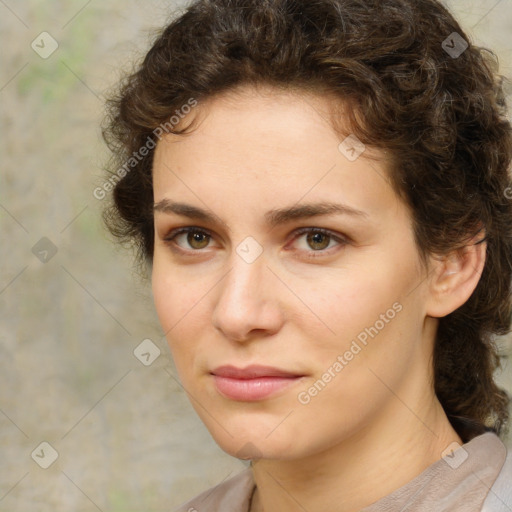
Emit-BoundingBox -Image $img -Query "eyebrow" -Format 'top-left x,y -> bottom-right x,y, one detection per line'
153,199 -> 368,231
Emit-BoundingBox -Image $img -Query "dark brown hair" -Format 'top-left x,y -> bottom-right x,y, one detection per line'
102,0 -> 512,442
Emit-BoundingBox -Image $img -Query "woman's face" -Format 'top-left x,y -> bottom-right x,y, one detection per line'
152,86 -> 433,460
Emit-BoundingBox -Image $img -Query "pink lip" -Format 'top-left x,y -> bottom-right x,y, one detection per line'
211,365 -> 305,401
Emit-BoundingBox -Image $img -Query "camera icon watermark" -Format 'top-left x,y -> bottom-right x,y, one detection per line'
32,237 -> 58,263
31,32 -> 59,59
134,338 -> 161,366
504,187 -> 512,200
31,441 -> 59,469
442,32 -> 468,59
338,134 -> 366,162
236,236 -> 263,264
441,441 -> 468,469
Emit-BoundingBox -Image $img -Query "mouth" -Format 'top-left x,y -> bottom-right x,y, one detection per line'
210,365 -> 306,401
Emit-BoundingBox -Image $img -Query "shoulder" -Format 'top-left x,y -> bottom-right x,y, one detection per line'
481,443 -> 512,511
173,468 -> 255,512
362,432 -> 508,511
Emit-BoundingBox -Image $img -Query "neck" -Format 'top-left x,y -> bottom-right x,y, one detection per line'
250,391 -> 461,512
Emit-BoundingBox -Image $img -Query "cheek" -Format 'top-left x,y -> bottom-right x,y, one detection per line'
152,270 -> 179,334
295,266 -> 402,343
295,253 -> 421,383
152,275 -> 205,387
151,260 -> 204,347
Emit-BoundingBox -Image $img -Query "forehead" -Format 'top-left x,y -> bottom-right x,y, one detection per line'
161,85 -> 344,162
152,85 -> 402,225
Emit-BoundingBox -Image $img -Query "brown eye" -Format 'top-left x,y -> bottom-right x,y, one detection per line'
290,227 -> 349,258
187,230 -> 210,249
306,231 -> 331,251
164,227 -> 213,251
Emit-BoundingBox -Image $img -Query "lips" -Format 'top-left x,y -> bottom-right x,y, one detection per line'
212,365 -> 302,379
211,365 -> 305,401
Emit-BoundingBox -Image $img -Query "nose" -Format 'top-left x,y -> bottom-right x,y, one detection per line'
211,251 -> 284,343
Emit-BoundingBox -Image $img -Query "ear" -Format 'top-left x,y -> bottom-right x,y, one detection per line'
425,233 -> 486,318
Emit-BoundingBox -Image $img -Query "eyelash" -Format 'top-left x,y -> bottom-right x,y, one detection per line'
162,226 -> 349,259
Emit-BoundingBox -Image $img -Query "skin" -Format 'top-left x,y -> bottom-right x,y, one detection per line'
151,84 -> 486,512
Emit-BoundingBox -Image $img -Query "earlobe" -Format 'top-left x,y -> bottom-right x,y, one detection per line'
425,235 -> 486,318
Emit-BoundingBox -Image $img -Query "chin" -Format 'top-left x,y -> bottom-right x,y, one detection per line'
205,421 -> 301,461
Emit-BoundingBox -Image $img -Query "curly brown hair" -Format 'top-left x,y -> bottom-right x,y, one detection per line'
102,0 -> 512,442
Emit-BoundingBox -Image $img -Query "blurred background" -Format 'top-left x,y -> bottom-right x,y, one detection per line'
0,1 -> 511,510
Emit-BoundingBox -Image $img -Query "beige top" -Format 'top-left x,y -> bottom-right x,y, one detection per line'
175,432 -> 509,511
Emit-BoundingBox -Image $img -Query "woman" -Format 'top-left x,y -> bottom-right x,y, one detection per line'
102,0 -> 512,510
